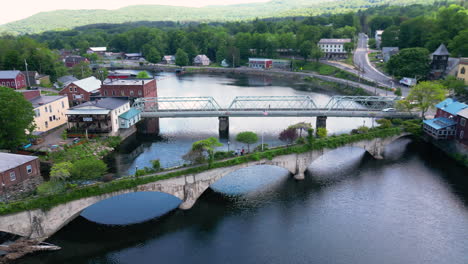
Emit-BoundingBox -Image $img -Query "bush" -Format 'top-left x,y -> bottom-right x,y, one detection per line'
376,119 -> 392,129
50,162 -> 73,181
253,144 -> 269,152
316,127 -> 328,138
151,159 -> 161,171
70,158 -> 107,180
61,130 -> 68,140
357,126 -> 369,133
105,136 -> 121,148
296,137 -> 306,144
37,181 -> 65,195
214,151 -> 235,160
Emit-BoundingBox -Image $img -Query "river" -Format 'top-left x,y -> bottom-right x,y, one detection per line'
19,73 -> 468,264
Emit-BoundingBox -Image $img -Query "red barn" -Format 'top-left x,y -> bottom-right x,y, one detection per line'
0,70 -> 27,89
100,78 -> 157,99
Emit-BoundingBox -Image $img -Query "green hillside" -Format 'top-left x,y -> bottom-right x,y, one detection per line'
0,0 -> 438,34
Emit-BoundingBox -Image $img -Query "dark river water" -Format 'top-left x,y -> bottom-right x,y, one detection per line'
20,73 -> 468,264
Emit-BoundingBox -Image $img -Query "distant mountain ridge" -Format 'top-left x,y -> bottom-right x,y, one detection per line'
0,0 -> 436,34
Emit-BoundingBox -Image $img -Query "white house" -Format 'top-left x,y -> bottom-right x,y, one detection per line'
193,55 -> 211,66
318,39 -> 352,59
375,30 -> 384,49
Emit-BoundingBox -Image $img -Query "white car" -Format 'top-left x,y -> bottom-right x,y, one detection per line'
382,108 -> 396,112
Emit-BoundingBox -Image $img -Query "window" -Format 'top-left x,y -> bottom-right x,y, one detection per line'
130,90 -> 134,96
104,91 -> 108,96
45,106 -> 48,112
49,116 -> 53,121
462,67 -> 466,74
62,101 -> 65,108
461,118 -> 466,127
49,105 -> 52,112
74,87 -> 77,92
112,90 -> 115,96
35,109 -> 40,117
53,115 -> 56,120
26,165 -> 32,174
69,87 -> 73,92
121,120 -> 126,126
45,121 -> 48,128
10,172 -> 16,181
121,90 -> 125,96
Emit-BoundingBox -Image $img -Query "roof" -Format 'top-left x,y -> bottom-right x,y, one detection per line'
72,98 -> 128,111
119,108 -> 141,120
382,47 -> 399,53
423,117 -> 457,130
70,76 -> 101,92
0,153 -> 38,173
249,58 -> 272,61
318,38 -> 352,44
375,30 -> 384,35
66,109 -> 110,115
57,75 -> 78,84
458,108 -> 468,119
125,53 -> 142,57
102,78 -> 154,86
21,71 -> 38,77
194,55 -> 210,61
432,44 -> 450,56
88,47 -> 107,52
29,96 -> 66,108
163,55 -> 175,60
436,98 -> 468,115
0,70 -> 22,79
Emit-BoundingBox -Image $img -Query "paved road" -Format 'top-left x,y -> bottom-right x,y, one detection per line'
353,33 -> 410,96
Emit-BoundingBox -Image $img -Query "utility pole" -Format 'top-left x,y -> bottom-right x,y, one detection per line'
24,59 -> 31,88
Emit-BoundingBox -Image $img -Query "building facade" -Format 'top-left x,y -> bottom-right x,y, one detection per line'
193,55 -> 211,66
382,47 -> 399,62
318,39 -> 352,59
457,58 -> 468,85
100,79 -> 157,100
375,30 -> 384,49
64,56 -> 89,68
248,58 -> 272,69
430,44 -> 450,80
59,76 -> 102,106
0,71 -> 27,89
424,98 -> 468,143
456,109 -> 468,145
0,153 -> 40,190
162,55 -> 176,64
66,98 -> 131,136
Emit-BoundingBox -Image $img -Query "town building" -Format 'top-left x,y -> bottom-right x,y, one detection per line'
375,30 -> 384,49
193,55 -> 211,66
317,39 -> 352,59
100,78 -> 157,100
430,44 -> 450,80
21,71 -> 50,87
124,53 -> 144,60
59,76 -> 101,106
456,58 -> 468,85
0,153 -> 40,190
162,55 -> 176,64
66,98 -> 134,136
64,55 -> 89,68
423,98 -> 468,141
87,47 -> 107,55
0,70 -> 27,89
107,71 -> 134,80
272,59 -> 291,70
54,75 -> 78,89
119,108 -> 141,129
248,58 -> 272,69
456,108 -> 468,145
17,90 -> 69,134
382,47 -> 399,62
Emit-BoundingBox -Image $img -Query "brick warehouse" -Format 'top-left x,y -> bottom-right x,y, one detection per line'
100,78 -> 157,100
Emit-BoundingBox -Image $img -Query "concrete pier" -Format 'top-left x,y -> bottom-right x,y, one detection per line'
219,116 -> 229,139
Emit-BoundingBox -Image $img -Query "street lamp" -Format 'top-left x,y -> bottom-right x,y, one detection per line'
227,141 -> 230,152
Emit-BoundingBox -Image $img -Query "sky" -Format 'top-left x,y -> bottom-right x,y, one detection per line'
1,0 -> 271,25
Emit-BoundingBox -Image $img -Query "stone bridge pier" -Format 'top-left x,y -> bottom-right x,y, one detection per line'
0,133 -> 408,241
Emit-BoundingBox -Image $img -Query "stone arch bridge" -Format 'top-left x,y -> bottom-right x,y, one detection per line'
0,133 -> 409,241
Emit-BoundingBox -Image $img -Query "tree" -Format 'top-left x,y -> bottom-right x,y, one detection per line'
405,81 -> 447,119
381,25 -> 400,47
0,86 -> 35,151
279,128 -> 298,145
386,48 -> 430,79
449,29 -> 468,57
136,71 -> 150,78
175,48 -> 188,66
288,122 -> 312,137
94,67 -> 108,82
310,45 -> 324,62
442,75 -> 467,96
71,61 -> 92,79
70,158 -> 107,180
316,127 -> 328,138
183,137 -> 222,164
236,131 -> 258,152
376,119 -> 392,129
299,41 -> 313,61
50,162 -> 73,181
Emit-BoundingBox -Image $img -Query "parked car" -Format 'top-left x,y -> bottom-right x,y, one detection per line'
382,108 -> 396,112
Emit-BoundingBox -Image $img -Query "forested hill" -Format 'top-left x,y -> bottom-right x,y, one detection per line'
0,0 -> 439,34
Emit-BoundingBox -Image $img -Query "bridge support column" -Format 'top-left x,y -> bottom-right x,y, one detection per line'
219,116 -> 229,139
137,118 -> 160,135
316,116 -> 327,135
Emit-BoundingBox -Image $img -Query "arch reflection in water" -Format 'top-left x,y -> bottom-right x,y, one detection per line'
210,165 -> 290,196
81,192 -> 181,225
308,146 -> 368,183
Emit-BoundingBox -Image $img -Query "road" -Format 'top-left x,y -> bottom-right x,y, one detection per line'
353,33 -> 409,96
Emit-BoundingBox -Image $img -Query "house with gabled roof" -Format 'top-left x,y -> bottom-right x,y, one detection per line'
423,98 -> 468,140
193,55 -> 211,66
0,70 -> 27,89
59,76 -> 101,106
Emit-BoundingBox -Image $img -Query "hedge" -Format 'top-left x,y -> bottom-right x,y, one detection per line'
0,127 -> 403,215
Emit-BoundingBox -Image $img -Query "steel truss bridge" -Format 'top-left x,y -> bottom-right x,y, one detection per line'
132,96 -> 416,118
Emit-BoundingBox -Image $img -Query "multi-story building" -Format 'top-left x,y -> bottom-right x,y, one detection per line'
423,98 -> 468,142
100,78 -> 157,100
430,44 -> 450,80
375,30 -> 384,49
59,76 -> 101,106
456,58 -> 468,85
17,90 -> 69,134
0,70 -> 27,89
66,98 -> 139,137
317,39 -> 352,59
456,108 -> 468,145
0,153 -> 40,190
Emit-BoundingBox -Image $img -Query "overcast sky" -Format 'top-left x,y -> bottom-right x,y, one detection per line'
1,0 -> 270,25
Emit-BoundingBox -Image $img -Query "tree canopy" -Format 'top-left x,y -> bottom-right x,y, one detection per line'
0,86 -> 35,151
386,48 -> 430,79
236,131 -> 258,152
397,81 -> 447,119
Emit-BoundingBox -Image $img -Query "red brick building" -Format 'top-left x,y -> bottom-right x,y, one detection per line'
0,153 -> 40,190
456,109 -> 468,145
0,70 -> 27,89
59,76 -> 101,106
64,56 -> 89,68
100,78 -> 157,99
